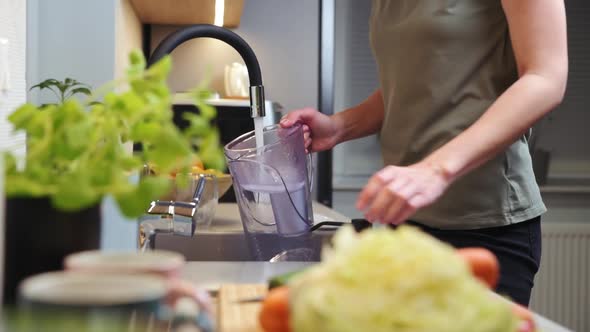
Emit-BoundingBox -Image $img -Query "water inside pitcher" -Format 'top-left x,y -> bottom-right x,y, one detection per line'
224,124 -> 314,238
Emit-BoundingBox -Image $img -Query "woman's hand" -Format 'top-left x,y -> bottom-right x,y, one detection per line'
356,162 -> 453,224
280,108 -> 342,153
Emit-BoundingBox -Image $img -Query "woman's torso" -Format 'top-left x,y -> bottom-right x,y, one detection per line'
369,0 -> 545,229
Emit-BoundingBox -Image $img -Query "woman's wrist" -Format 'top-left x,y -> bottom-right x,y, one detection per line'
330,112 -> 348,146
330,105 -> 378,144
419,156 -> 457,184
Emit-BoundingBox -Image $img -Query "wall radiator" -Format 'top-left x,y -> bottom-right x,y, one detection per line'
530,222 -> 590,332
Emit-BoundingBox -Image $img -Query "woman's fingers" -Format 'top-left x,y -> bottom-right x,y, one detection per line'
382,202 -> 414,225
376,182 -> 418,224
358,163 -> 452,224
385,194 -> 427,224
381,187 -> 419,224
303,131 -> 310,141
303,131 -> 312,153
365,178 -> 411,222
280,107 -> 318,128
283,117 -> 313,153
377,197 -> 405,224
364,188 -> 394,222
357,166 -> 398,210
395,206 -> 417,225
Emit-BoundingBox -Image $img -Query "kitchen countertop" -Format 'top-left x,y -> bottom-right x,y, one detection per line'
166,203 -> 573,331
181,261 -> 573,332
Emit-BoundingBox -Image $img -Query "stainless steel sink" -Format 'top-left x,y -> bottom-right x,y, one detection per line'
152,230 -> 337,262
141,202 -> 351,261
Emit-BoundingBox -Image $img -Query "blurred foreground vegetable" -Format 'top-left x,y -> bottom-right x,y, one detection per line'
260,226 -> 530,332
456,247 -> 500,289
259,286 -> 291,332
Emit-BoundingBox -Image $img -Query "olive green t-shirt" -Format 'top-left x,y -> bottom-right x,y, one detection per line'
369,0 -> 546,229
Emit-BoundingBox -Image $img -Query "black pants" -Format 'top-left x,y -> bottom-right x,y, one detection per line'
403,217 -> 542,307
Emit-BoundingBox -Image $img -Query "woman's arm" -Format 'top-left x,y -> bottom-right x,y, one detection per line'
280,89 -> 384,152
358,0 -> 568,224
333,89 -> 385,142
424,0 -> 568,181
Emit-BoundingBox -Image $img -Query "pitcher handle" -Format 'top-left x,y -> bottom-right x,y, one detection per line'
306,153 -> 314,193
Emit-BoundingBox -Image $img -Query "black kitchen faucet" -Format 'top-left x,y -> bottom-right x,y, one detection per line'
148,24 -> 266,118
138,25 -> 267,247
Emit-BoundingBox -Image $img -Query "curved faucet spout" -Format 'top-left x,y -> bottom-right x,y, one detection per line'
148,24 -> 265,117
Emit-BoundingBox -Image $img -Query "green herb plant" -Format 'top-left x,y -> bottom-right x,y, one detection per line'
4,50 -> 225,217
30,78 -> 92,105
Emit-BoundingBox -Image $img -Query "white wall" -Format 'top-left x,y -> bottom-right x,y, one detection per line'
151,0 -> 320,111
0,0 -> 27,305
0,0 -> 27,155
29,0 -> 116,106
100,0 -> 144,251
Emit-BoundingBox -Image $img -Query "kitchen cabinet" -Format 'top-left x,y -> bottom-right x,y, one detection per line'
130,0 -> 244,27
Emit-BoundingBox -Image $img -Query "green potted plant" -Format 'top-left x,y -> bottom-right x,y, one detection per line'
2,50 -> 224,304
29,77 -> 93,105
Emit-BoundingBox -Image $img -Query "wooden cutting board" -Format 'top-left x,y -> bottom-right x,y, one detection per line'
217,284 -> 268,332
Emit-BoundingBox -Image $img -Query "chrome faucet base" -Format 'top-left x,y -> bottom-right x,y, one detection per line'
138,174 -> 212,251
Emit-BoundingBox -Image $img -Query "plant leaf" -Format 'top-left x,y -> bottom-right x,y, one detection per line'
7,103 -> 37,129
196,101 -> 217,121
5,174 -> 49,197
70,87 -> 92,96
3,152 -> 18,174
130,122 -> 160,141
30,78 -> 60,91
146,56 -> 172,81
52,173 -> 100,211
183,113 -> 211,136
114,176 -> 170,217
127,50 -> 146,79
144,127 -> 192,172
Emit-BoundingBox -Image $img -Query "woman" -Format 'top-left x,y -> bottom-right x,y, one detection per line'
280,0 -> 567,307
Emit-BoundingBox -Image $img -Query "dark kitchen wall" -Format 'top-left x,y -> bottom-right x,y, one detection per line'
533,0 -> 590,178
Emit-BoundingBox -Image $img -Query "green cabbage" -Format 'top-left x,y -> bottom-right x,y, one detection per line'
290,226 -> 518,332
